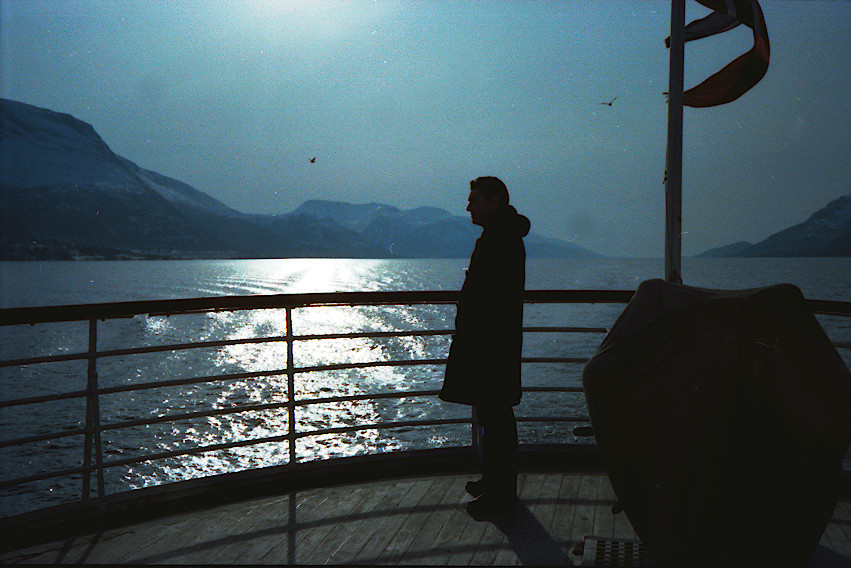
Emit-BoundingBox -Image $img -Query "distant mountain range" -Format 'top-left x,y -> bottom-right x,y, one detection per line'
697,194 -> 851,257
2,98 -> 847,260
0,98 -> 598,260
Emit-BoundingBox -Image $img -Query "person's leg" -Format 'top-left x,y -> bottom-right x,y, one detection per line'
478,404 -> 518,499
467,405 -> 518,518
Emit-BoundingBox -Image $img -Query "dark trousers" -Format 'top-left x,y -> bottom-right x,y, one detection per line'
475,404 -> 518,498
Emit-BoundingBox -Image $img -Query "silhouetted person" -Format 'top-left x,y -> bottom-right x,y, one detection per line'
440,176 -> 530,518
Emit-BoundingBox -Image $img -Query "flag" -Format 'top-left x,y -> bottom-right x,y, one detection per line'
668,0 -> 770,107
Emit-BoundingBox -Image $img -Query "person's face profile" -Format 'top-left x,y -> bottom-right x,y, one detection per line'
467,188 -> 499,227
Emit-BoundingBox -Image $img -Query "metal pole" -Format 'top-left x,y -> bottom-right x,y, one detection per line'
286,307 -> 297,465
82,318 -> 98,505
665,0 -> 685,283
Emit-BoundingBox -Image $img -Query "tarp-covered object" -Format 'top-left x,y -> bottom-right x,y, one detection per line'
583,279 -> 851,567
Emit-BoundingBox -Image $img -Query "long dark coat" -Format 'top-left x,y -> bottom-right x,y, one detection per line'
440,206 -> 529,407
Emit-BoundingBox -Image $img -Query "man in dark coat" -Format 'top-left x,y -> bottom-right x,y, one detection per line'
440,176 -> 530,518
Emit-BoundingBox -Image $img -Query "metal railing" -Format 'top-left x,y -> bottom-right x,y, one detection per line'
1,289 -> 849,519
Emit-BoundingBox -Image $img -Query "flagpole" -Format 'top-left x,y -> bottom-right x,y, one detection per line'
665,0 -> 685,283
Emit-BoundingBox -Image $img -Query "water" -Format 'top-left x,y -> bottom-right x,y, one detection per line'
1,257 -> 849,517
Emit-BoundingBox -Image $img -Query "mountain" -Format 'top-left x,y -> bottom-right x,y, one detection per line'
288,200 -> 601,258
698,194 -> 851,257
0,98 -> 597,260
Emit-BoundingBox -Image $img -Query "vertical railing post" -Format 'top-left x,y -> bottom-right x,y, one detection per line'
471,407 -> 483,461
285,306 -> 297,466
82,318 -> 105,506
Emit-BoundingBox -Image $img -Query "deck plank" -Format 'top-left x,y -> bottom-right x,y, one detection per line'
344,478 -> 426,564
370,477 -> 442,564
1,474 -> 848,566
821,512 -> 851,560
592,476 -> 616,542
466,472 -> 532,566
570,473 -> 601,545
322,478 -> 415,564
442,491 -> 490,566
206,490 -> 310,564
428,477 -> 482,565
208,486 -> 331,564
551,469 -> 583,559
380,476 -> 457,565
292,484 -> 375,565
399,476 -> 467,565
347,478 -> 435,564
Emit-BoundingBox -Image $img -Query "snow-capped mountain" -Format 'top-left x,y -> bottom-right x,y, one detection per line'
0,99 -> 378,259
0,98 -> 597,260
699,194 -> 851,257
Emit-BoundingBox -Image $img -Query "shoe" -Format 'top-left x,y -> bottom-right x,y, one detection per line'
466,494 -> 518,520
465,479 -> 486,498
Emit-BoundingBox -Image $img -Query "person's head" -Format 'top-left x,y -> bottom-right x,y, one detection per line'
467,176 -> 509,227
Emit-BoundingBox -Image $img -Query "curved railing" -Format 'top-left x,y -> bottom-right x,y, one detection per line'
1,290 -> 849,528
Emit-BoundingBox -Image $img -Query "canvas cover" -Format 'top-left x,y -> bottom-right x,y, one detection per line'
583,279 -> 851,567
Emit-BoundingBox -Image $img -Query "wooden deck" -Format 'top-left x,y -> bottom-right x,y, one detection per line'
1,472 -> 849,566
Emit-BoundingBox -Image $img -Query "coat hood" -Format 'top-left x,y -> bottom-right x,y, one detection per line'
486,205 -> 530,238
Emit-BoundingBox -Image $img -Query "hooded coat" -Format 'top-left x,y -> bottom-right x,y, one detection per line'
440,205 -> 530,407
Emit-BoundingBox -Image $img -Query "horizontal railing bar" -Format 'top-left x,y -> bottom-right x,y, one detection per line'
808,299 -> 851,316
2,387 -> 587,451
0,389 -> 88,409
0,289 -> 637,326
99,433 -> 293,470
0,291 -> 458,326
0,326 -> 596,369
101,390 -> 446,432
0,415 -> 588,487
0,465 -> 86,489
293,358 -> 446,374
0,427 -> 85,449
97,368 -> 289,396
95,335 -> 289,359
0,351 -> 89,368
291,356 -> 588,375
517,416 -> 591,423
0,325 -> 592,370
292,418 -> 472,440
523,326 -> 609,333
100,418 -> 473,470
99,401 -> 291,432
294,389 -> 440,407
523,357 -> 589,364
294,329 -> 454,341
239,386 -> 585,409
2,290 -> 847,329
522,386 -> 586,393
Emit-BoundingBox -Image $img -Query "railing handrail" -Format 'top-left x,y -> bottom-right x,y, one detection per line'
0,289 -> 638,326
3,289 -> 848,327
1,289 -> 849,521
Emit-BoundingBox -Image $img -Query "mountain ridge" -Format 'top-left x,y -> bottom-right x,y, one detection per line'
698,194 -> 851,257
0,98 -> 598,260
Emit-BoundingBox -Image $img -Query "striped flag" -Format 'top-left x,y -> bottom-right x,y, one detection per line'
671,0 -> 770,107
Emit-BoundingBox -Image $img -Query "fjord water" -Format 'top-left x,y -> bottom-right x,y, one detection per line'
1,257 -> 849,517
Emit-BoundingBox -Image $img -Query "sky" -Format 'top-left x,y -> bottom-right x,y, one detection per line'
1,0 -> 849,257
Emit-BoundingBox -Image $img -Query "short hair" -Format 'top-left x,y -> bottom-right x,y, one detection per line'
470,176 -> 509,206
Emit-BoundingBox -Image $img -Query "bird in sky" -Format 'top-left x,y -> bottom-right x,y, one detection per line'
601,97 -> 617,106
309,157 -> 316,163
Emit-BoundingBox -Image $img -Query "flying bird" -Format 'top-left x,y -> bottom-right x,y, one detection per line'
309,157 -> 316,163
601,97 -> 617,106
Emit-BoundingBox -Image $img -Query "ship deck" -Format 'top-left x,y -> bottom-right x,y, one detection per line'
1,471 -> 849,566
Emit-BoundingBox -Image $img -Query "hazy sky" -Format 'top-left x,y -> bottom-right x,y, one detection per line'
2,1 -> 849,257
